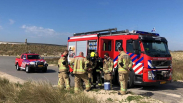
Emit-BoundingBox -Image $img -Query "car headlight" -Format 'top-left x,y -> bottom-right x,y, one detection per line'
30,62 -> 35,65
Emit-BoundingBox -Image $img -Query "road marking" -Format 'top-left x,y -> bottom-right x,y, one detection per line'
155,91 -> 181,98
130,89 -> 182,98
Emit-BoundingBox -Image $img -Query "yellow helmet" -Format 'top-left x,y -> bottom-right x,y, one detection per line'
90,52 -> 95,57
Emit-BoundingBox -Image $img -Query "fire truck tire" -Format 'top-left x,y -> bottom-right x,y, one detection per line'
16,63 -> 20,71
112,68 -> 119,85
25,65 -> 31,73
128,70 -> 135,88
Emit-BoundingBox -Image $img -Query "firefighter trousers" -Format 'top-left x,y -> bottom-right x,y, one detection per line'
119,73 -> 128,94
58,72 -> 70,90
88,72 -> 93,84
74,74 -> 91,93
93,71 -> 102,86
104,73 -> 112,89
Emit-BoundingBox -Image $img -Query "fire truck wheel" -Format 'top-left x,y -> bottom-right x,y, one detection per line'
128,71 -> 135,88
112,68 -> 119,85
16,63 -> 20,71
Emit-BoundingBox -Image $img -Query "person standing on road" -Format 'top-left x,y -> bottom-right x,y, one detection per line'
58,50 -> 70,90
118,47 -> 132,95
103,53 -> 113,89
70,52 -> 91,93
92,52 -> 103,88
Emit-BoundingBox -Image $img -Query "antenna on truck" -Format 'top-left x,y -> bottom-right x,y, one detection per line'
73,28 -> 117,36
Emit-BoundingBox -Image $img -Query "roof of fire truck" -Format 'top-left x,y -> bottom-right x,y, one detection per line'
72,28 -> 160,37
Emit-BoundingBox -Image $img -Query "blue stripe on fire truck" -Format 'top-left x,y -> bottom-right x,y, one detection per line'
113,55 -> 118,62
136,57 -> 144,65
148,60 -> 155,69
113,52 -> 144,74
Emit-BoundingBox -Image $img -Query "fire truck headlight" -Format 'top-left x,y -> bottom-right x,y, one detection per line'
148,71 -> 155,80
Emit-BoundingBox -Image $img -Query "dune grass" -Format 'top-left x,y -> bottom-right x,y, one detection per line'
171,52 -> 183,80
0,44 -> 66,56
0,78 -> 99,103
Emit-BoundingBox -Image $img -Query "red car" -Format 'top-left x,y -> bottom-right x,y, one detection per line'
15,52 -> 48,73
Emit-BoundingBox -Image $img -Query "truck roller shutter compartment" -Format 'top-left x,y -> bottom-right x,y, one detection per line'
76,41 -> 87,57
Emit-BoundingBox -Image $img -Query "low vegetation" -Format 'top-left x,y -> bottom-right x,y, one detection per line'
0,77 -> 98,103
0,44 -> 66,56
171,52 -> 183,80
126,95 -> 143,102
45,57 -> 60,64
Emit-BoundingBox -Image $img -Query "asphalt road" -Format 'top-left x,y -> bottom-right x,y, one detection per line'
0,56 -> 74,86
0,56 -> 183,103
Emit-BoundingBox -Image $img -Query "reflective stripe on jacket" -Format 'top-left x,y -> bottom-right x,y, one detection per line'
58,55 -> 69,72
70,56 -> 87,74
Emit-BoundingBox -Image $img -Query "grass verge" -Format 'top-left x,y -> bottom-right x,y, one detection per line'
0,77 -> 99,103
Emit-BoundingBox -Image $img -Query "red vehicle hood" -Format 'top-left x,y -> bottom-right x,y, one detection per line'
29,59 -> 46,62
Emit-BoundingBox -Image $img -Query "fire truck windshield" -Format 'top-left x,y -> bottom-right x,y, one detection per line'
142,41 -> 170,57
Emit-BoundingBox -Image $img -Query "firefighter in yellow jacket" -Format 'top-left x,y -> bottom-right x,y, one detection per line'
86,52 -> 97,85
70,52 -> 91,93
103,53 -> 113,89
58,50 -> 70,90
118,47 -> 132,95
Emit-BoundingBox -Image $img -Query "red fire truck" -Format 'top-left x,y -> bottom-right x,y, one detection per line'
67,28 -> 172,87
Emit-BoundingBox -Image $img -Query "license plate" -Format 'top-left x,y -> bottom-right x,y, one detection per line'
160,81 -> 166,84
38,65 -> 43,67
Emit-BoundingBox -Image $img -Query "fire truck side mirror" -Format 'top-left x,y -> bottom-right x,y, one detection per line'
133,40 -> 140,54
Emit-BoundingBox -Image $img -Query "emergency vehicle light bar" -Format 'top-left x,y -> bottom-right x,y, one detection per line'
136,31 -> 160,36
73,28 -> 117,36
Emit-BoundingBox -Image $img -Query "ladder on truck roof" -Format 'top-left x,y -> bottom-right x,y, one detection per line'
73,28 -> 132,36
73,28 -> 160,37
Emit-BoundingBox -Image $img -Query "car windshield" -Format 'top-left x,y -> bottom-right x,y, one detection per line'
27,55 -> 41,59
142,41 -> 170,55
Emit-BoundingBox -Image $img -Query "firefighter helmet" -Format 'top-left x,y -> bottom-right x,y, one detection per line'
90,52 -> 95,57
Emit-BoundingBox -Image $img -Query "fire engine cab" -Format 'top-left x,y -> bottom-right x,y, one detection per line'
67,28 -> 172,87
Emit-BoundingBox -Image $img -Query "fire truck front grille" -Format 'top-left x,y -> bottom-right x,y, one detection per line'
154,71 -> 170,80
151,60 -> 171,67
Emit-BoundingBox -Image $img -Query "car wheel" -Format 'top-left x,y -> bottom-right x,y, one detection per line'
32,68 -> 35,73
25,66 -> 31,73
42,67 -> 47,73
16,64 -> 20,71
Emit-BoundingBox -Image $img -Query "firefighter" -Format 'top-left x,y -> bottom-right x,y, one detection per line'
103,53 -> 113,89
58,50 -> 70,90
92,52 -> 103,88
70,52 -> 91,93
117,47 -> 132,95
86,52 -> 97,87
